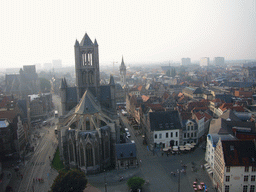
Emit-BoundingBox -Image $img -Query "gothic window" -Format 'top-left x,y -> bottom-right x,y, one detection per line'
88,52 -> 92,66
88,71 -> 94,84
94,144 -> 99,165
86,117 -> 90,130
69,140 -> 74,162
82,52 -> 86,66
80,144 -> 85,166
86,143 -> 93,167
104,136 -> 109,159
82,71 -> 87,84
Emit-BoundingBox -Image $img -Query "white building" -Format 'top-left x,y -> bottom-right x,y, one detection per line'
213,139 -> 256,192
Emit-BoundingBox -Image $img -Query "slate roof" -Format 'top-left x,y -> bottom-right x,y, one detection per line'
149,111 -> 182,131
66,87 -> 77,103
80,33 -> 93,46
115,143 -> 137,160
222,140 -> 256,166
207,134 -> 237,147
220,82 -> 254,88
220,110 -> 241,121
75,90 -> 100,115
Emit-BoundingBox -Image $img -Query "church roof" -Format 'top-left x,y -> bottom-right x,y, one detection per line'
80,33 -> 93,46
75,90 -> 100,115
121,56 -> 125,67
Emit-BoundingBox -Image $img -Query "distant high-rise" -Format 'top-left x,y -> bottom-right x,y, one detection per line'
200,57 -> 209,67
214,57 -> 225,66
181,58 -> 191,66
52,60 -> 62,68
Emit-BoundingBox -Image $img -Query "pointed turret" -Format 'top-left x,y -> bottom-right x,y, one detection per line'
80,33 -> 93,46
121,56 -> 125,67
60,79 -> 65,89
109,75 -> 115,85
75,39 -> 80,47
94,39 -> 98,46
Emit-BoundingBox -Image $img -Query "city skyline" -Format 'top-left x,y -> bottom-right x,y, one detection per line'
1,0 -> 256,68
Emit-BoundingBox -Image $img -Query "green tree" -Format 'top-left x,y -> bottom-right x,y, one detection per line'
50,169 -> 88,192
39,78 -> 51,92
127,176 -> 145,192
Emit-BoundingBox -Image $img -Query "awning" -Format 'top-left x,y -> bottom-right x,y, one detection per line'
163,148 -> 169,151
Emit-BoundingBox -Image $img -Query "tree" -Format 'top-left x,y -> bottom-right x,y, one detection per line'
127,176 -> 145,192
50,169 -> 88,192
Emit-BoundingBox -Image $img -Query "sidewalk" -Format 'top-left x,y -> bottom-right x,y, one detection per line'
0,171 -> 12,192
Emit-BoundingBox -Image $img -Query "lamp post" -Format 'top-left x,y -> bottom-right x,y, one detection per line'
177,169 -> 181,192
104,169 -> 107,192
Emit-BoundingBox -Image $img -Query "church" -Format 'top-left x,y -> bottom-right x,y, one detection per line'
58,33 -> 119,174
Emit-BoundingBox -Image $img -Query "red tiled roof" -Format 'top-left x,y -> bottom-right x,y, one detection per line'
0,110 -> 16,122
141,95 -> 150,102
147,103 -> 165,111
180,112 -> 192,120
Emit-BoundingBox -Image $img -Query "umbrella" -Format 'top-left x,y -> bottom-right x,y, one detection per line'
191,142 -> 196,146
173,146 -> 178,149
173,148 -> 179,151
179,148 -> 185,151
179,145 -> 185,148
190,145 -> 195,148
185,143 -> 191,146
163,148 -> 169,151
185,147 -> 191,151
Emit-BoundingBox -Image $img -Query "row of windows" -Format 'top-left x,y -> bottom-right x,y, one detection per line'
225,185 -> 255,192
226,166 -> 256,173
155,132 -> 178,139
226,175 -> 256,182
184,132 -> 197,138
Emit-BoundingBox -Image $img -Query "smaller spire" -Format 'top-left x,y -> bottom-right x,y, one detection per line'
60,79 -> 65,89
75,39 -> 79,47
121,56 -> 125,67
94,39 -> 98,46
109,75 -> 115,85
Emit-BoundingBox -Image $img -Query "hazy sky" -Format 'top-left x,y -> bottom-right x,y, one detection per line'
1,0 -> 256,68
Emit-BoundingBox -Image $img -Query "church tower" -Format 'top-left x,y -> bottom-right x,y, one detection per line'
74,33 -> 100,101
119,56 -> 126,86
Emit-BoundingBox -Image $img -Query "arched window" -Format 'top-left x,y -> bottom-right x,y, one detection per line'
86,117 -> 90,130
69,140 -> 74,162
86,143 -> 93,167
80,144 -> 85,166
104,136 -> 109,159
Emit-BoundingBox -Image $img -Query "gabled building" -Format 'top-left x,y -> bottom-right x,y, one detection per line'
146,110 -> 182,148
214,140 -> 256,192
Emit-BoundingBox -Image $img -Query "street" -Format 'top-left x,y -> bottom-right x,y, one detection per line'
88,114 -> 215,192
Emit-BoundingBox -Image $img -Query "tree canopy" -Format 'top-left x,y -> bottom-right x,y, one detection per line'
127,176 -> 145,191
50,169 -> 88,192
39,78 -> 51,92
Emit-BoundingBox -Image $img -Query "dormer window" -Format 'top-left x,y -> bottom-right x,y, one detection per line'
120,152 -> 123,157
130,151 -> 133,156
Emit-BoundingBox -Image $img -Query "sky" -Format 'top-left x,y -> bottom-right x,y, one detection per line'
1,0 -> 256,68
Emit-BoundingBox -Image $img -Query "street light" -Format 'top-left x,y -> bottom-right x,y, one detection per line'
104,169 -> 107,192
177,169 -> 180,192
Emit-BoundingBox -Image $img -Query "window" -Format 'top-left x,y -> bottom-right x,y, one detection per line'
171,132 -> 173,137
243,185 -> 248,192
226,176 -> 230,182
225,185 -> 229,192
187,133 -> 190,138
245,166 -> 249,172
252,175 -> 256,182
176,141 -> 178,146
191,126 -> 194,130
191,133 -> 193,137
155,134 -> 157,139
226,166 -> 230,172
250,185 -> 255,192
253,167 -> 256,172
184,133 -> 186,138
244,175 -> 249,182
166,132 -> 169,138
188,126 -> 190,131
159,134 -> 162,139
176,132 -> 178,137
194,132 -> 197,137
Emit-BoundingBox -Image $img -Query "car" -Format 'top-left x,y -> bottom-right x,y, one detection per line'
126,132 -> 131,137
124,128 -> 129,132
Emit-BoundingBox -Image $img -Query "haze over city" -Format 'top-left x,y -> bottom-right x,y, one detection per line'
1,0 -> 256,68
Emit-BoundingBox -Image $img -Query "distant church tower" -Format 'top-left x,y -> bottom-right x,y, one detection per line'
74,33 -> 100,101
119,56 -> 126,86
